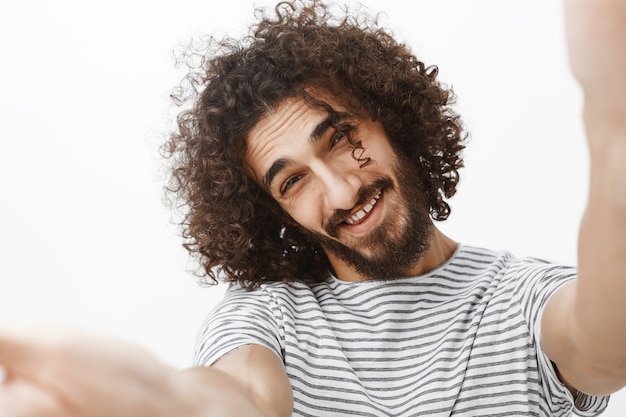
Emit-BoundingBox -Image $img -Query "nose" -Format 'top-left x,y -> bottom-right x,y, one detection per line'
315,163 -> 361,211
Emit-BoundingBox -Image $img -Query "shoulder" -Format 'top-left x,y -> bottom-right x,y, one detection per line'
222,279 -> 325,303
457,244 -> 576,280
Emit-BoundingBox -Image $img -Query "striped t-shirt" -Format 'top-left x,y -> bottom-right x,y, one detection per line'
194,244 -> 609,416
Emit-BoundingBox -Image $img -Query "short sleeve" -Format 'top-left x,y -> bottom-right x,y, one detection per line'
510,258 -> 609,416
193,284 -> 284,367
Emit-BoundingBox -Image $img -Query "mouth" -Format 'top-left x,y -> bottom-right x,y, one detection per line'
343,191 -> 382,225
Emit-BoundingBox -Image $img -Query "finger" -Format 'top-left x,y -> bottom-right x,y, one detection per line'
0,325 -> 46,376
0,375 -> 64,417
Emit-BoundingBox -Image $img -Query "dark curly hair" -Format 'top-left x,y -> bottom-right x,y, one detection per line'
163,0 -> 466,290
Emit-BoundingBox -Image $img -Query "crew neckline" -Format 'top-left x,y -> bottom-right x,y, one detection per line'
326,242 -> 464,286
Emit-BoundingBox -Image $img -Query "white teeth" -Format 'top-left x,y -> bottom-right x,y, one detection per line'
344,191 -> 381,225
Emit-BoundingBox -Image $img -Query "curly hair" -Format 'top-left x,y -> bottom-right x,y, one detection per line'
163,0 -> 466,289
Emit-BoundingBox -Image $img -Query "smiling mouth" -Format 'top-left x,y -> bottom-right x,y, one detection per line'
343,191 -> 382,225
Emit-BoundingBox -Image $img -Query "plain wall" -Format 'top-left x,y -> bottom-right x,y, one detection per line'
1,0 -> 624,414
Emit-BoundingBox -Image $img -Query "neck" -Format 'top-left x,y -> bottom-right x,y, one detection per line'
327,227 -> 458,282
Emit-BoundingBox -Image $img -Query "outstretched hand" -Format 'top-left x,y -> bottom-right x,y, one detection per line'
565,0 -> 626,125
0,325 -> 271,417
0,324 -> 189,417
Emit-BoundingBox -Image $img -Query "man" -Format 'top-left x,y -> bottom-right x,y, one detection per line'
0,0 -> 624,416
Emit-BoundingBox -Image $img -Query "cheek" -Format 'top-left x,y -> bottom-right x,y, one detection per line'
282,196 -> 324,232
370,142 -> 397,166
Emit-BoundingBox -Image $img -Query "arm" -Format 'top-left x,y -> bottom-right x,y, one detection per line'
210,345 -> 294,417
542,0 -> 626,396
0,325 -> 292,417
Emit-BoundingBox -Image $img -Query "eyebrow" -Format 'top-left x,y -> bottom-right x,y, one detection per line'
262,117 -> 334,191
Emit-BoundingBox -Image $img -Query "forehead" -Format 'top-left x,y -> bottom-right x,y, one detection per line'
249,97 -> 325,146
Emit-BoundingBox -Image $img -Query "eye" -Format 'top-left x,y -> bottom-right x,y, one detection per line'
330,126 -> 351,148
280,174 -> 303,195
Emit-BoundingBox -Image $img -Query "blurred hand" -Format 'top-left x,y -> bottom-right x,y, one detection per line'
0,324 -> 270,417
564,0 -> 626,122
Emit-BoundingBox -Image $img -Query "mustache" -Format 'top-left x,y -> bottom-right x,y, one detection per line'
323,177 -> 394,237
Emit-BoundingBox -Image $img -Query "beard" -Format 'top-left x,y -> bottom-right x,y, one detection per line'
301,156 -> 434,281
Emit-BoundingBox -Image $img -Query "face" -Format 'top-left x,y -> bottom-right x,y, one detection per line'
245,95 -> 433,281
